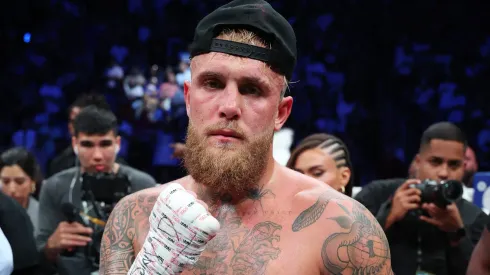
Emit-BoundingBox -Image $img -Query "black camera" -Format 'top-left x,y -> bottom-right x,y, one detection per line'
81,172 -> 131,209
410,179 -> 463,208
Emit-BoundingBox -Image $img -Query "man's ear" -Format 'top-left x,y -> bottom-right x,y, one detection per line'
71,136 -> 78,155
184,80 -> 191,116
115,136 -> 122,154
274,96 -> 293,131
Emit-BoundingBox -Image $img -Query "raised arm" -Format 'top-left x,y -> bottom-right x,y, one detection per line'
99,191 -> 157,275
293,191 -> 394,275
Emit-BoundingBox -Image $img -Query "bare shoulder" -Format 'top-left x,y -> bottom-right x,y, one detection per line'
291,181 -> 394,275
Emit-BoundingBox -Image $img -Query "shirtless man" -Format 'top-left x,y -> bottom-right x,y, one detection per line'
99,0 -> 394,274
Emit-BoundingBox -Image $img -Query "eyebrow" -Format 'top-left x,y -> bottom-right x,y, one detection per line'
80,139 -> 113,145
197,70 -> 272,89
307,165 -> 324,171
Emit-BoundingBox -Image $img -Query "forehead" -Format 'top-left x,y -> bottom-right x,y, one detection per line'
424,139 -> 464,160
1,165 -> 26,176
191,53 -> 283,91
295,148 -> 337,169
77,132 -> 116,142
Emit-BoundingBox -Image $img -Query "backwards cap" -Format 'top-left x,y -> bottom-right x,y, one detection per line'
189,0 -> 297,80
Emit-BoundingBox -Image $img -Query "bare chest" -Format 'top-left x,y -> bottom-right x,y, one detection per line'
134,208 -> 318,275
180,214 -> 315,275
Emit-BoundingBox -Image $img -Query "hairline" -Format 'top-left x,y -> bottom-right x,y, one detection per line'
74,130 -> 119,139
419,138 -> 467,154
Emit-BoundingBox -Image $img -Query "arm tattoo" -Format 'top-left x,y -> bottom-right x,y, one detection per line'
99,194 -> 157,275
321,202 -> 392,274
293,192 -> 393,275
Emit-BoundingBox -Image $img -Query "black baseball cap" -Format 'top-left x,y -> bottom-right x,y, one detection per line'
189,0 -> 297,80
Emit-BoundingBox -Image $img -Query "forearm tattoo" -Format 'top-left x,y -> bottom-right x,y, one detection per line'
99,194 -> 157,275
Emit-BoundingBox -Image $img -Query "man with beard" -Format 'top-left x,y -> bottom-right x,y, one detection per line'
99,1 -> 394,274
463,146 -> 478,187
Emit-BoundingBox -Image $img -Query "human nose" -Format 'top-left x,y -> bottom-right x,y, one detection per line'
92,147 -> 103,161
5,183 -> 17,196
218,85 -> 242,120
437,164 -> 449,181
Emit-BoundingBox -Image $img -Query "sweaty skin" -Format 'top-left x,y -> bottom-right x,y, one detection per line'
100,164 -> 394,275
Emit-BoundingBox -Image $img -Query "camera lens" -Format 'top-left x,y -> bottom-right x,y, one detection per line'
442,180 -> 463,201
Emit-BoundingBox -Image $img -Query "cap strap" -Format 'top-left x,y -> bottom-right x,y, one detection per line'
210,38 -> 271,63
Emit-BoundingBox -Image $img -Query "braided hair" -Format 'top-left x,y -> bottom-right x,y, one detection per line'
286,133 -> 353,197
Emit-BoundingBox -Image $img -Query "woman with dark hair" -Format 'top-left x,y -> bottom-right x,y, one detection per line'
286,133 -> 354,196
0,147 -> 42,233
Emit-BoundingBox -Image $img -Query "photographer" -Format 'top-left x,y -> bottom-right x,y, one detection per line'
355,122 -> 487,275
36,106 -> 156,275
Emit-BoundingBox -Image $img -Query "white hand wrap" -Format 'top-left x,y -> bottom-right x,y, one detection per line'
128,183 -> 220,275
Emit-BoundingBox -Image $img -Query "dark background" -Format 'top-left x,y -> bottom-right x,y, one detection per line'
1,0 -> 489,186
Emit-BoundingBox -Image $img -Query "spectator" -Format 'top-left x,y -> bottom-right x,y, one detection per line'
47,93 -> 126,177
37,106 -> 156,275
286,133 -> 353,196
0,147 -> 42,235
160,66 -> 181,100
123,67 -> 146,100
175,53 -> 191,86
355,122 -> 487,275
463,146 -> 478,187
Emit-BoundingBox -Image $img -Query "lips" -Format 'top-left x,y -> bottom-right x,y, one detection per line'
209,129 -> 243,140
94,165 -> 106,171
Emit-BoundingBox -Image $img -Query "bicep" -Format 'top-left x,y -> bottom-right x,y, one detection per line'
321,200 -> 394,275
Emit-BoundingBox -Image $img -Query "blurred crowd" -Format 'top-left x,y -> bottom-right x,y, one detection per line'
2,0 -> 490,186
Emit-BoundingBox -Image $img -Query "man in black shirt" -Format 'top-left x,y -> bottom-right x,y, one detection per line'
355,122 -> 487,275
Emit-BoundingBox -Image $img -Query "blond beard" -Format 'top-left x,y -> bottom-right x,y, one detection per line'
183,122 -> 273,196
